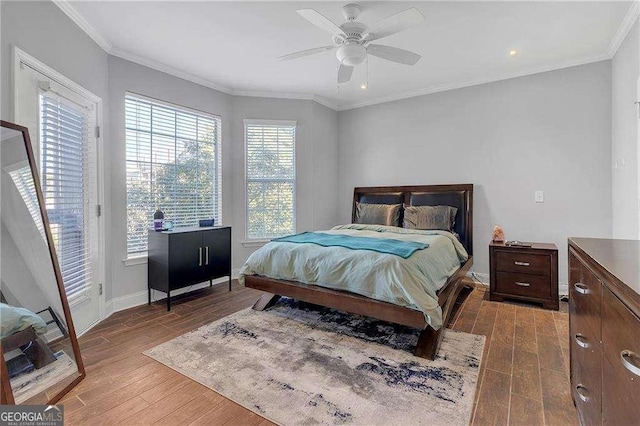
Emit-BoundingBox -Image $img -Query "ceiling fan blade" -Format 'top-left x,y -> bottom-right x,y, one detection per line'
363,8 -> 424,42
367,44 -> 421,66
278,46 -> 337,61
297,9 -> 346,37
337,64 -> 354,84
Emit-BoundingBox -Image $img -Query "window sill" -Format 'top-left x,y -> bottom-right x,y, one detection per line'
123,254 -> 148,267
241,239 -> 270,248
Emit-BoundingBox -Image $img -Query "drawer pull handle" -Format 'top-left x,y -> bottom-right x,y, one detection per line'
515,281 -> 530,287
621,350 -> 640,377
514,261 -> 530,266
199,247 -> 203,267
205,246 -> 209,265
574,283 -> 589,294
575,384 -> 589,403
574,333 -> 589,349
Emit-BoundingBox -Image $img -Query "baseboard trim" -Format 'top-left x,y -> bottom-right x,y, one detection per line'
559,282 -> 568,296
107,268 -> 241,315
43,328 -> 64,344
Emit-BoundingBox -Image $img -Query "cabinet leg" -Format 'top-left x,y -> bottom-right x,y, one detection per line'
228,277 -> 232,292
148,288 -> 151,305
210,279 -> 212,288
167,293 -> 171,311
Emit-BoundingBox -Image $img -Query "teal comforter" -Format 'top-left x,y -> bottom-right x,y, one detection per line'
272,232 -> 428,258
239,224 -> 469,330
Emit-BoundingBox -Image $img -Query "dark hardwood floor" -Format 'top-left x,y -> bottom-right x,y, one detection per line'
57,280 -> 577,425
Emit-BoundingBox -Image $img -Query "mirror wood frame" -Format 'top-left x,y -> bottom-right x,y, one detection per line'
0,120 -> 86,405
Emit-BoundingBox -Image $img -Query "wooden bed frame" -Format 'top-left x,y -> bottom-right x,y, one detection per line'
244,184 -> 474,360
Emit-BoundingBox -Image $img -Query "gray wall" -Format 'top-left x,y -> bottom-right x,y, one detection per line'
312,102 -> 339,231
338,61 -> 613,283
611,19 -> 639,239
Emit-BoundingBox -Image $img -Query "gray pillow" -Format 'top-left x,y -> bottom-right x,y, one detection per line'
355,202 -> 402,227
403,205 -> 458,231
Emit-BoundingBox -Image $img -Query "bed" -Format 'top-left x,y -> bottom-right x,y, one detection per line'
241,184 -> 474,359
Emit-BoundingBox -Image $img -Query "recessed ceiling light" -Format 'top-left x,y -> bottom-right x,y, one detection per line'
360,83 -> 367,90
509,50 -> 518,57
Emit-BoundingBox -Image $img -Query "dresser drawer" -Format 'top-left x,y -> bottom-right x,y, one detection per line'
602,287 -> 640,424
495,250 -> 550,275
494,271 -> 551,299
569,251 -> 602,339
570,323 -> 602,426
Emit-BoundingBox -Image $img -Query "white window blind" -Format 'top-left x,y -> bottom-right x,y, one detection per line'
244,120 -> 296,239
40,92 -> 97,300
125,93 -> 222,254
8,165 -> 46,241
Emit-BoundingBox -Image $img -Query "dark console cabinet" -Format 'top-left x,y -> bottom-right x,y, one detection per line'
148,226 -> 232,310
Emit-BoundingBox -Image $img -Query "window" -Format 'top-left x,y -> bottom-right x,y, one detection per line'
244,119 -> 296,239
125,93 -> 222,254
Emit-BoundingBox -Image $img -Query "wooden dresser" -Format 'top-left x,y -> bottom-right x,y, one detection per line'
568,238 -> 640,425
489,241 -> 559,310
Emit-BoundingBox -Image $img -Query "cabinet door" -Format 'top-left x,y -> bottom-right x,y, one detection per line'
169,231 -> 207,288
202,228 -> 231,279
602,287 -> 640,424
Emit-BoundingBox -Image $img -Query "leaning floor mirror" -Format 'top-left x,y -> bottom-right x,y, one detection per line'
0,121 -> 85,405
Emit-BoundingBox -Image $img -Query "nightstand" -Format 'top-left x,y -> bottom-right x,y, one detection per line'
489,241 -> 559,310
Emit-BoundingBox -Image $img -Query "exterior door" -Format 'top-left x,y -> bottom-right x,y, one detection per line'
15,51 -> 103,335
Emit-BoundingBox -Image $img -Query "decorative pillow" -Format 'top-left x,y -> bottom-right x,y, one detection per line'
403,205 -> 458,231
355,202 -> 402,227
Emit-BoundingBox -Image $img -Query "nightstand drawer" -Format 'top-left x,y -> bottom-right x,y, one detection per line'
495,251 -> 550,275
495,271 -> 552,299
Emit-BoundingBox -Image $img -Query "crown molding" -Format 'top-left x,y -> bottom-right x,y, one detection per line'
607,0 -> 640,58
109,47 -> 234,95
232,90 -> 337,110
337,53 -> 611,111
52,0 -> 112,52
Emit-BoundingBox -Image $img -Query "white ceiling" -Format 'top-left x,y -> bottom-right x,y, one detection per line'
65,1 -> 636,110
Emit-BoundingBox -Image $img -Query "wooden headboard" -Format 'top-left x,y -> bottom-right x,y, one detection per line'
352,184 -> 473,256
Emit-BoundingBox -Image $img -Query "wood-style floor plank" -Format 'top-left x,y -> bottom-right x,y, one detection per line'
56,281 -> 576,425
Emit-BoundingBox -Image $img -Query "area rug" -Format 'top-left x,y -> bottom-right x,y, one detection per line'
145,299 -> 485,425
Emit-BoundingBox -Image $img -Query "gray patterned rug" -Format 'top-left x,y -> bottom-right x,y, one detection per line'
145,299 -> 485,425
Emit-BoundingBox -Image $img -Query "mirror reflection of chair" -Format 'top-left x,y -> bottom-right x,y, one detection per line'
0,120 -> 85,405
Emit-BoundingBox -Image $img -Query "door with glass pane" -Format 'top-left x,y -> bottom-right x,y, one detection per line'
38,91 -> 101,334
15,54 -> 103,335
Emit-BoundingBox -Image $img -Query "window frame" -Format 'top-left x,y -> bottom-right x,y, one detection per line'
124,91 -> 222,256
243,118 -> 297,242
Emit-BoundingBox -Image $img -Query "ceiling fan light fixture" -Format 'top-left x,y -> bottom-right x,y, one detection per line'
336,43 -> 366,66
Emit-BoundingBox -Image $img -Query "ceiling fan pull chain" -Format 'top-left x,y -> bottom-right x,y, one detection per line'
366,54 -> 369,88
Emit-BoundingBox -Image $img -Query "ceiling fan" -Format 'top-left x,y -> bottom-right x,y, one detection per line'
278,3 -> 424,84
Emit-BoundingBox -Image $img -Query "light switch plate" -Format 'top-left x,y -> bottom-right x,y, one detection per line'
535,191 -> 544,203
